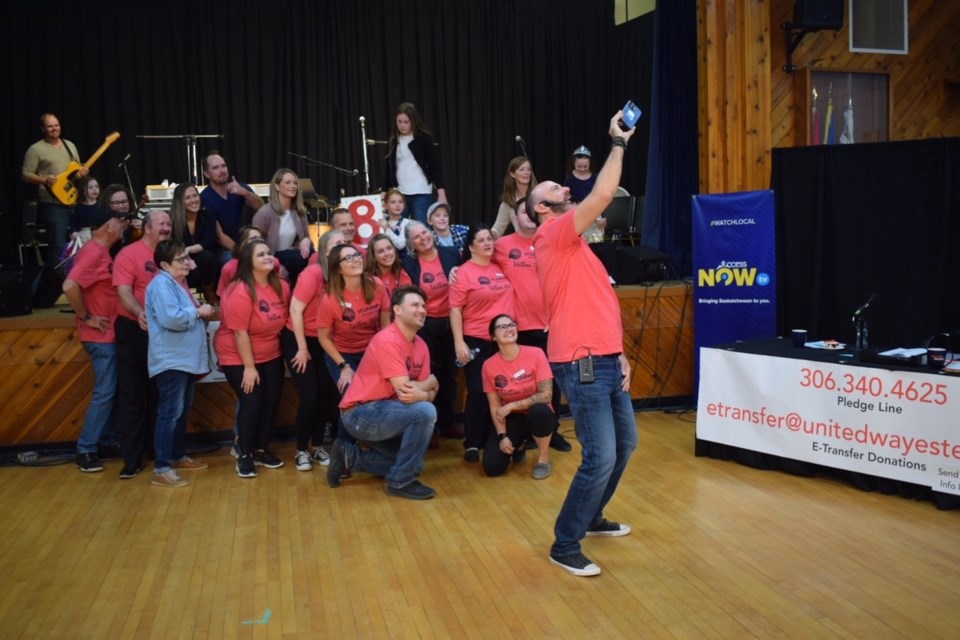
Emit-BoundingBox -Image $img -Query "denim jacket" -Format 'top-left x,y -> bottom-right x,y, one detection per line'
145,270 -> 210,377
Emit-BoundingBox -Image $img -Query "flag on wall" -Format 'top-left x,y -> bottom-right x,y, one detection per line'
811,88 -> 821,145
839,99 -> 855,144
823,96 -> 835,144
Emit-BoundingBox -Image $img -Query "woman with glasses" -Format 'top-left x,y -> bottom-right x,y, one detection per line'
145,239 -> 215,487
170,182 -> 221,304
98,183 -> 142,248
482,314 -> 555,479
215,239 -> 290,478
317,244 -> 390,395
449,224 -> 515,462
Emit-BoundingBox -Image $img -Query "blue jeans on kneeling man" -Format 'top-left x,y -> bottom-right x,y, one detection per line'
340,400 -> 436,489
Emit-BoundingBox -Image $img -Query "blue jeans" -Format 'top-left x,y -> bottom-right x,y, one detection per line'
77,342 -> 118,453
550,355 -> 638,557
153,370 -> 196,472
39,202 -> 71,265
340,400 -> 436,488
403,193 -> 435,226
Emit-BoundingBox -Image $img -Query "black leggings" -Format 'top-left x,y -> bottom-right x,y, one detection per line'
482,403 -> 554,477
223,357 -> 284,454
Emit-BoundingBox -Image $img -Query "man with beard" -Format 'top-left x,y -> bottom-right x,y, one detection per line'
200,152 -> 264,263
528,111 -> 638,577
327,286 -> 439,500
112,210 -> 174,478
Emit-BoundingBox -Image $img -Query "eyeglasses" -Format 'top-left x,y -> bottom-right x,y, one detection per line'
495,322 -> 517,331
173,255 -> 193,264
110,199 -> 129,205
339,253 -> 363,263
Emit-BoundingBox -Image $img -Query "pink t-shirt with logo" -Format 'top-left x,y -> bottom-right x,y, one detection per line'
417,254 -> 450,318
315,282 -> 390,353
285,263 -> 326,334
339,323 -> 431,410
493,233 -> 547,331
448,261 -> 516,340
215,279 -> 290,366
68,241 -> 118,343
112,240 -> 159,321
534,209 -> 623,362
482,345 -> 553,413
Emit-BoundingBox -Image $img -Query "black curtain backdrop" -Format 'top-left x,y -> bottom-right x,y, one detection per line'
642,0 -> 698,277
772,138 -> 960,347
2,0 -> 654,264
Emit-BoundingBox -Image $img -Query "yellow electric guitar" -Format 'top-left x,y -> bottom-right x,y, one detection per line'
49,132 -> 121,205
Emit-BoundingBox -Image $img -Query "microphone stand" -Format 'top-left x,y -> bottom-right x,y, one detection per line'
286,152 -> 357,178
118,156 -> 142,216
136,133 -> 223,185
359,116 -> 371,194
851,293 -> 876,350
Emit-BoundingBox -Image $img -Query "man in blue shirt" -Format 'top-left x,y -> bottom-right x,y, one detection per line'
200,152 -> 264,263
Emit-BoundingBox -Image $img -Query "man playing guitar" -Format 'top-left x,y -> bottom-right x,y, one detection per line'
21,113 -> 88,265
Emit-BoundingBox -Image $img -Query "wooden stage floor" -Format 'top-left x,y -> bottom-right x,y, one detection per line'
0,411 -> 957,639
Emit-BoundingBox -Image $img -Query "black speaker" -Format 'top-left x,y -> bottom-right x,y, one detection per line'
0,267 -> 36,317
612,245 -> 672,285
794,0 -> 844,30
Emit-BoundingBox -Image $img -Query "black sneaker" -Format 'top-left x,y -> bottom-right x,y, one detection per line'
327,439 -> 347,488
386,480 -> 436,500
253,450 -> 284,469
76,453 -> 104,473
97,445 -> 122,461
118,463 -> 143,479
463,447 -> 480,463
549,552 -> 602,577
550,432 -> 573,452
586,519 -> 631,537
236,454 -> 257,478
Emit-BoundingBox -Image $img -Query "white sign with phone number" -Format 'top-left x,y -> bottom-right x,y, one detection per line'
696,348 -> 960,495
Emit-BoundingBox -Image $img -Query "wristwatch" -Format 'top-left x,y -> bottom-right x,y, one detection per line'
497,432 -> 509,441
337,361 -> 350,370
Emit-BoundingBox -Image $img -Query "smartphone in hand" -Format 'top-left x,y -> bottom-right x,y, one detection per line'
622,101 -> 642,129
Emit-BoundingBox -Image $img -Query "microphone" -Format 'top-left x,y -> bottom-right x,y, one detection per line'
117,153 -> 131,169
352,169 -> 359,176
852,293 -> 877,319
359,116 -> 365,124
515,135 -> 528,158
366,139 -> 388,145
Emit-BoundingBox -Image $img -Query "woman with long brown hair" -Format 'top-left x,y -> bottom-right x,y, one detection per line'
214,239 -> 290,478
317,243 -> 390,395
491,156 -> 537,238
169,182 -> 220,303
381,102 -> 446,225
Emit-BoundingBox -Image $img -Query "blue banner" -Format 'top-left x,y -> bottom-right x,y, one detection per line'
692,190 -> 777,385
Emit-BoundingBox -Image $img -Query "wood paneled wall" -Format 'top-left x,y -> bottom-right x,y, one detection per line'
0,285 -> 695,447
700,0 -> 960,194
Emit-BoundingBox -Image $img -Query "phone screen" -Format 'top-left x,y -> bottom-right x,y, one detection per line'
622,101 -> 642,129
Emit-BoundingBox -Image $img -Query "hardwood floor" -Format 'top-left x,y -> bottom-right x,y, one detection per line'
1,411 -> 958,639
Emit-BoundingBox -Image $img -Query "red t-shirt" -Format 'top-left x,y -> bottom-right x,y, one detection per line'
417,254 -> 450,318
448,261 -> 516,340
315,283 -> 390,353
112,240 -> 159,321
339,323 -> 431,410
285,263 -> 326,334
67,241 -> 118,343
493,233 -> 547,331
533,209 -> 623,362
376,269 -> 413,301
214,279 -> 290,366
482,345 -> 554,413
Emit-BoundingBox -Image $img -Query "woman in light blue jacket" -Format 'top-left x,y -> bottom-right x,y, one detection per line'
145,239 -> 215,487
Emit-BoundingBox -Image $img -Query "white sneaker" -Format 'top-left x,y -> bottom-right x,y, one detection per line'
295,450 -> 313,472
311,446 -> 331,467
